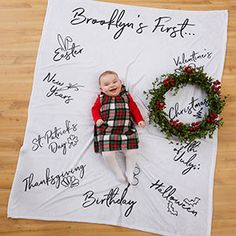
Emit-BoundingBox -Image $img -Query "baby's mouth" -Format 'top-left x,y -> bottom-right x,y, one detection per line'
110,88 -> 117,92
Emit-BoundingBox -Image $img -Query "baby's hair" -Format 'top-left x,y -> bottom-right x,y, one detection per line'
99,70 -> 119,84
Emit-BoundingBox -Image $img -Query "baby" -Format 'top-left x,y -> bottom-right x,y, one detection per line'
92,70 -> 145,183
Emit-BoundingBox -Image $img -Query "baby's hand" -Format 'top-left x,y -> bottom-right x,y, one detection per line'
138,121 -> 145,128
96,119 -> 105,127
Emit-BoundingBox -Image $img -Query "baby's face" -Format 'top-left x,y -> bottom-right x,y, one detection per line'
100,74 -> 122,97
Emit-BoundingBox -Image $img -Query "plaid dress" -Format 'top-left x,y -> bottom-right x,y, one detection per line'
94,87 -> 139,153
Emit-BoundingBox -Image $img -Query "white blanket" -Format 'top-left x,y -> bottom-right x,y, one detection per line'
7,1 -> 228,235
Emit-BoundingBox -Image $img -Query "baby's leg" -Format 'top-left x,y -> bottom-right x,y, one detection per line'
102,151 -> 126,182
124,149 -> 138,184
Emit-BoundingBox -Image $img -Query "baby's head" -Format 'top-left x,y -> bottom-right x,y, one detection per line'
99,70 -> 122,97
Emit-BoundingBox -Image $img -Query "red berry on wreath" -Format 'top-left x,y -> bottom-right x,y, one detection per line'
184,66 -> 193,73
156,101 -> 165,110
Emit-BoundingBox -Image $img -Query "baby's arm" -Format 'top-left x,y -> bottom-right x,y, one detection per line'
128,94 -> 145,128
91,96 -> 104,127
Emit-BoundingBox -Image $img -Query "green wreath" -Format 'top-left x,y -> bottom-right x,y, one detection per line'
144,66 -> 227,142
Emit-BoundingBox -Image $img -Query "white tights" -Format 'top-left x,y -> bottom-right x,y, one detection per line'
102,149 -> 138,183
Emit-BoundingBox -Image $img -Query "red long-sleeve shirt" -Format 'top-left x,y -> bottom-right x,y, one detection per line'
92,93 -> 144,124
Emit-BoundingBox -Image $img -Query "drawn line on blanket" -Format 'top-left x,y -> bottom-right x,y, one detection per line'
170,140 -> 201,175
42,72 -> 85,104
168,96 -> 209,120
150,179 -> 200,216
22,164 -> 86,192
53,34 -> 84,62
70,7 -> 196,40
32,120 -> 79,155
82,183 -> 137,217
138,134 -> 201,176
173,48 -> 213,68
